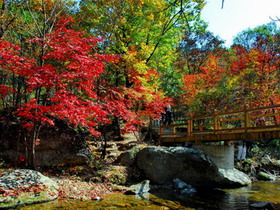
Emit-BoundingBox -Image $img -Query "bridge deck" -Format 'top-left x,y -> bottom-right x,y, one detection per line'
159,104 -> 280,143
161,130 -> 280,143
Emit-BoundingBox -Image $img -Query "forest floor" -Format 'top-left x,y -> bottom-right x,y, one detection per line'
51,176 -> 121,200
41,133 -> 143,200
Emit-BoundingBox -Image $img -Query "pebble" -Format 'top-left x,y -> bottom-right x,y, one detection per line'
92,196 -> 102,201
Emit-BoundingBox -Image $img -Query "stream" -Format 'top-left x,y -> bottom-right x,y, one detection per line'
19,180 -> 280,209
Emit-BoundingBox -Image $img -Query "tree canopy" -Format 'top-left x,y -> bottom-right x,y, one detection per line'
1,0 -> 280,167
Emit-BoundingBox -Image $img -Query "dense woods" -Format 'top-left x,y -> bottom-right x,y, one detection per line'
0,0 -> 279,168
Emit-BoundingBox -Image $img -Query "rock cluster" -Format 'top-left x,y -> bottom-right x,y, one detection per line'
118,146 -> 251,188
137,146 -> 252,188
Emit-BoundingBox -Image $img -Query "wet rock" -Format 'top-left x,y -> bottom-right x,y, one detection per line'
173,178 -> 188,190
136,146 -> 251,188
173,178 -> 196,195
0,169 -> 58,208
250,201 -> 275,210
91,196 -> 102,201
125,180 -> 150,195
218,168 -> 251,186
180,187 -> 196,195
257,172 -> 276,181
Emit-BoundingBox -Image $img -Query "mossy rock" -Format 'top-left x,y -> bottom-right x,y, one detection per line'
274,160 -> 280,167
257,172 -> 276,181
98,166 -> 128,185
115,144 -> 147,166
0,169 -> 58,208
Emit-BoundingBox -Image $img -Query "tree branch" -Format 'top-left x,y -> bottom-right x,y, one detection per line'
222,0 -> 225,9
270,16 -> 280,21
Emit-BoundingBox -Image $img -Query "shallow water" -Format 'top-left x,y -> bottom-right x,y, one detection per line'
19,180 -> 280,209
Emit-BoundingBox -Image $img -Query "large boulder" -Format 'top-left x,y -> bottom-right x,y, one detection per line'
136,146 -> 251,188
0,169 -> 58,208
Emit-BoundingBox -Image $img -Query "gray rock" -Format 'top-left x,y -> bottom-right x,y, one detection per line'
257,172 -> 276,181
136,146 -> 251,188
116,151 -> 134,166
0,169 -> 58,208
115,145 -> 147,166
218,168 -> 251,186
250,201 -> 275,210
125,180 -> 150,195
173,178 -> 188,190
173,178 -> 196,195
135,192 -> 150,200
180,187 -> 197,195
91,196 -> 102,201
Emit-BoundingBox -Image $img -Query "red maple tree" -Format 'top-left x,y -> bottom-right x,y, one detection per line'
1,17 -> 170,167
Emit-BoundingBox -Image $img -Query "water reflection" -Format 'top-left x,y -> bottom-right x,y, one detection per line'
225,180 -> 280,205
151,187 -> 251,210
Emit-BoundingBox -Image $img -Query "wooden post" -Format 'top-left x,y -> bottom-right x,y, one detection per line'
187,120 -> 191,136
221,118 -> 224,130
159,124 -> 163,144
244,105 -> 250,132
188,118 -> 193,136
191,118 -> 193,135
214,113 -> 218,134
172,125 -> 176,139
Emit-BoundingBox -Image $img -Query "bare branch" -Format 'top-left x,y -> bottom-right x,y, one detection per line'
25,1 -> 43,37
270,16 -> 280,22
4,16 -> 16,31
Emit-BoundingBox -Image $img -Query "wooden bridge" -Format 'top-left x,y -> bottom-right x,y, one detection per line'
159,104 -> 280,143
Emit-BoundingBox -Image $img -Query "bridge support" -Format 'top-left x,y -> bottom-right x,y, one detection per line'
195,144 -> 234,169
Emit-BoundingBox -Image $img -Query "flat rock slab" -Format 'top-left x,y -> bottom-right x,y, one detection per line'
218,168 -> 251,186
0,169 -> 58,208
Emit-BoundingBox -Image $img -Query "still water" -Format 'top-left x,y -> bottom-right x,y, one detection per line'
20,180 -> 280,209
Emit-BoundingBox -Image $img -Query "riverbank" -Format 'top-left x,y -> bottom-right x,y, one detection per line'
0,168 -> 127,208
0,156 -> 279,208
17,180 -> 280,209
1,135 -> 279,208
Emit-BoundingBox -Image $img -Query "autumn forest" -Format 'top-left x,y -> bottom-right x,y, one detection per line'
0,0 -> 280,168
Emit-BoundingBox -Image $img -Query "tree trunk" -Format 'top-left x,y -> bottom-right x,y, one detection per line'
100,132 -> 107,159
113,116 -> 122,141
25,124 -> 41,169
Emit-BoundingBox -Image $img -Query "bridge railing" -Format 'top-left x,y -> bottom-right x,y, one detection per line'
160,104 -> 280,141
